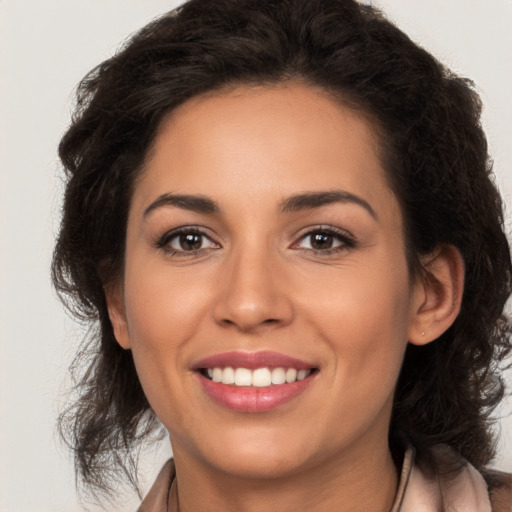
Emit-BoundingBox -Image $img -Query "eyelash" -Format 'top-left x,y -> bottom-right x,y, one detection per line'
155,225 -> 357,257
293,226 -> 357,255
155,226 -> 218,257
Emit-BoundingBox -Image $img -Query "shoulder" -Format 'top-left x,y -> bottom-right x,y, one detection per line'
138,459 -> 175,512
402,444 -> 505,512
487,469 -> 512,512
430,446 -> 512,512
431,446 -> 512,512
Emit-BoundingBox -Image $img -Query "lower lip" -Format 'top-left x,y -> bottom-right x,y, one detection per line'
198,373 -> 315,413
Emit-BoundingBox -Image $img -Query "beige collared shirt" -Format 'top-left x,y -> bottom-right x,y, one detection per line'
138,446 -> 508,511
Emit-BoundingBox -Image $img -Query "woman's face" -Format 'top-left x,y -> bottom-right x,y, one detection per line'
110,83 -> 425,478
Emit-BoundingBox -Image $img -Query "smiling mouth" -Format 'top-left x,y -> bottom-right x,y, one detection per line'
193,351 -> 319,411
199,366 -> 318,387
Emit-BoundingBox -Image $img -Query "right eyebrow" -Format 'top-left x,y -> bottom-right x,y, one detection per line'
281,190 -> 377,220
143,193 -> 221,217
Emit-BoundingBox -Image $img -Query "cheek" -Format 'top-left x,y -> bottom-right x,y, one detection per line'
298,256 -> 412,388
121,260 -> 214,408
124,259 -> 211,344
299,269 -> 411,442
301,254 -> 411,332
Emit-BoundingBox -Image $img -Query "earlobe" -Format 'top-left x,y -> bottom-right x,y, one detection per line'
105,281 -> 131,349
408,245 -> 465,346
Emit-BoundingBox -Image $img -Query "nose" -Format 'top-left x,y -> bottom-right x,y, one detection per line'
212,247 -> 294,333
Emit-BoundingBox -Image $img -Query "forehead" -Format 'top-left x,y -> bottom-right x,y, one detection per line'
134,83 -> 398,221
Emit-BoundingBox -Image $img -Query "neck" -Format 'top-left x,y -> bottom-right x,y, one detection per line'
171,441 -> 399,512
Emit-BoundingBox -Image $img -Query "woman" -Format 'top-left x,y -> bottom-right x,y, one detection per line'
52,0 -> 512,510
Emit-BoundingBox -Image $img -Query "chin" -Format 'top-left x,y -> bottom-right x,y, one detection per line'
212,450 -> 309,480
195,427 -> 314,480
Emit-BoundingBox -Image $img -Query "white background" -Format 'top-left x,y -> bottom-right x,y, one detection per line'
0,1 -> 511,511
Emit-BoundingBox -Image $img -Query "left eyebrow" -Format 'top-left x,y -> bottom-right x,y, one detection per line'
143,193 -> 221,217
281,190 -> 377,220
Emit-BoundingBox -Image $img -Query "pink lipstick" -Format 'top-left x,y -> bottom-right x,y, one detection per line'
193,351 -> 318,413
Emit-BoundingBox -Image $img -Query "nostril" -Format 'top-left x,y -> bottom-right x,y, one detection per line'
220,316 -> 282,331
212,282 -> 294,331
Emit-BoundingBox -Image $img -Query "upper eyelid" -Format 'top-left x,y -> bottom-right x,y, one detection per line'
156,226 -> 220,247
293,225 -> 356,241
154,224 -> 356,249
291,226 -> 357,250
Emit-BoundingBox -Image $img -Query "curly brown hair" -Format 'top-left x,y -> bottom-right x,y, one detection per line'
52,0 -> 512,498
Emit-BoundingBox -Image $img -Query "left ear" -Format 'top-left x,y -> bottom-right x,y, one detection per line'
105,279 -> 132,350
408,245 -> 465,346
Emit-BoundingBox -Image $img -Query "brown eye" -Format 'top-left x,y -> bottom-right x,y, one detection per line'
177,232 -> 203,251
294,228 -> 356,254
298,231 -> 343,251
157,228 -> 219,254
310,232 -> 335,250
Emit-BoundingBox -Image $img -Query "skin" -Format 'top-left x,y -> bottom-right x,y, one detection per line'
107,83 -> 464,511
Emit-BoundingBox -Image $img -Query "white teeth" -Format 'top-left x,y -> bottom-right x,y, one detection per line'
234,368 -> 252,386
205,366 -> 312,386
285,368 -> 297,383
252,368 -> 272,387
212,368 -> 223,383
221,367 -> 235,385
297,369 -> 308,381
271,367 -> 286,385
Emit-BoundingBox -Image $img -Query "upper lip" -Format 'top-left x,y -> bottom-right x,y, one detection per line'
192,351 -> 316,370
